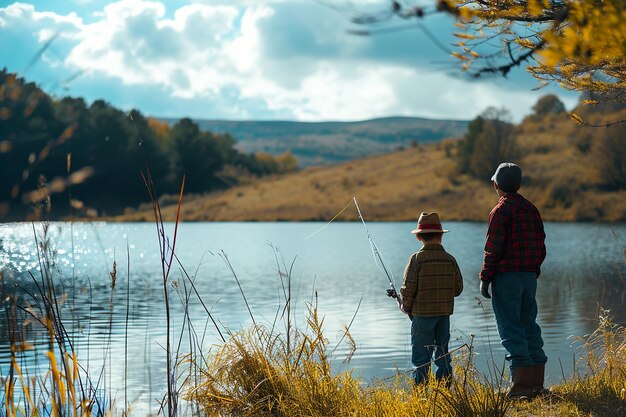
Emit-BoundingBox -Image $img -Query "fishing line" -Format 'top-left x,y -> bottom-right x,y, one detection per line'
305,197 -> 400,301
352,196 -> 410,367
304,200 -> 354,240
302,197 -> 412,366
352,197 -> 398,295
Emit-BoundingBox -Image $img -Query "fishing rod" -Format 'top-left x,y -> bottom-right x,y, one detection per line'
352,197 -> 402,308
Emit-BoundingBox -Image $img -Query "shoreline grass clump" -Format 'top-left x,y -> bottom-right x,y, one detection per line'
547,310 -> 626,417
184,298 -> 512,417
186,302 -> 365,417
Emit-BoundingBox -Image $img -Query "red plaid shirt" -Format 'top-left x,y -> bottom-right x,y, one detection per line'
480,193 -> 546,282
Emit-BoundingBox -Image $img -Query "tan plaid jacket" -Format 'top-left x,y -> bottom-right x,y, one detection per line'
400,244 -> 463,317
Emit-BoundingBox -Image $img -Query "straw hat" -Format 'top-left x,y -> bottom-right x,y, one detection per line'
410,212 -> 449,234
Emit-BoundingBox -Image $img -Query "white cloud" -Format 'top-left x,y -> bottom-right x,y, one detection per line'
0,1 -> 577,121
59,0 -> 400,119
223,6 -> 272,73
0,3 -> 83,38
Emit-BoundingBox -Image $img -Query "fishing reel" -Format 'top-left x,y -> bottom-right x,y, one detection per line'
386,287 -> 398,299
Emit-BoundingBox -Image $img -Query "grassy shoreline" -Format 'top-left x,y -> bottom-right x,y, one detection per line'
186,305 -> 626,417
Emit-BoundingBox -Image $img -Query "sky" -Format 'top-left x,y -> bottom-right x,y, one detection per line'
0,0 -> 578,122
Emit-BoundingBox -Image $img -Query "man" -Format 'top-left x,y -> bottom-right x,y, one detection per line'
479,162 -> 547,398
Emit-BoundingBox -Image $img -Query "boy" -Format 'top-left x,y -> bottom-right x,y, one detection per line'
479,162 -> 547,398
399,212 -> 463,386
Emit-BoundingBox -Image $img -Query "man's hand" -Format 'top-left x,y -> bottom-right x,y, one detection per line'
480,280 -> 491,299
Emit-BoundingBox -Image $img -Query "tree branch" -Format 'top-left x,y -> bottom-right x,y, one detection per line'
471,42 -> 542,77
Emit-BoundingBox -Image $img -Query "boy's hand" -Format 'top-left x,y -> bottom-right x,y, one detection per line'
400,303 -> 411,317
480,280 -> 491,299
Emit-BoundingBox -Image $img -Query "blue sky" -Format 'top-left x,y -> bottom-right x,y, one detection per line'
0,0 -> 578,122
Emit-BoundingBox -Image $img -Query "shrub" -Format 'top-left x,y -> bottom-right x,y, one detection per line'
593,124 -> 626,190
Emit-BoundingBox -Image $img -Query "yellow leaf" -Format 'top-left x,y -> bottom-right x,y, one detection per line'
453,33 -> 477,40
515,38 -> 538,49
568,113 -> 585,125
527,0 -> 543,16
451,52 -> 470,61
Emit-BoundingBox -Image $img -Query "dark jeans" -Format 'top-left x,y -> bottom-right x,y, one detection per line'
491,272 -> 548,369
410,315 -> 452,385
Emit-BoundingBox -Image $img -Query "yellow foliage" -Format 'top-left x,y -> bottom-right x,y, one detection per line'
526,0 -> 544,16
147,117 -> 171,143
515,38 -> 538,49
451,51 -> 470,61
255,151 -> 275,164
442,0 -> 626,101
453,32 -> 477,39
568,113 -> 584,125
275,152 -> 298,173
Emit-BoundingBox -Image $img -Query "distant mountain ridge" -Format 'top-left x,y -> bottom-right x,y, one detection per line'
159,116 -> 469,166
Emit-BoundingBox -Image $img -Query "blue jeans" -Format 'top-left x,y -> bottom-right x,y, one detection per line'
411,315 -> 452,385
491,272 -> 548,369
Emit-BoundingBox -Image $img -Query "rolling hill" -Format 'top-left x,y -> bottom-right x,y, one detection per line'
118,111 -> 626,223
160,116 -> 469,167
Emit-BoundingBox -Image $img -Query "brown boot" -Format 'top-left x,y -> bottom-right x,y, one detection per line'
530,364 -> 549,396
507,366 -> 535,399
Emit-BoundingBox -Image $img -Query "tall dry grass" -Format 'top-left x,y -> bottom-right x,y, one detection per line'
1,222 -> 111,417
184,257 -> 512,417
184,302 -> 626,417
185,308 -> 514,417
549,310 -> 626,417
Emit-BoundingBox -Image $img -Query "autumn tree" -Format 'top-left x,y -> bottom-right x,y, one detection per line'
275,152 -> 299,173
353,1 -> 626,111
457,107 -> 518,180
169,118 -> 227,193
456,116 -> 484,174
531,94 -> 566,118
148,117 -> 171,147
0,72 -> 300,219
593,123 -> 626,190
470,117 -> 518,181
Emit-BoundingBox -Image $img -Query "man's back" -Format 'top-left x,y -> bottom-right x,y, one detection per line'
481,193 -> 546,281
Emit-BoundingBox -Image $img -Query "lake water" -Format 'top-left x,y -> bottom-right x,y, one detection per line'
0,221 -> 625,412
